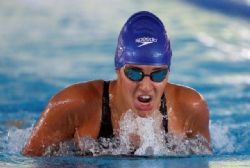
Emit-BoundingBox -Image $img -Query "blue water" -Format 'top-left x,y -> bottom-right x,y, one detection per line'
1,0 -> 250,167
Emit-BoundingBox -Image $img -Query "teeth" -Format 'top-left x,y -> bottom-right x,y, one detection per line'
138,95 -> 152,103
141,95 -> 150,100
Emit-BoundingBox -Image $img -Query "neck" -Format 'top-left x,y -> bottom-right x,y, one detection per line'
109,80 -> 129,130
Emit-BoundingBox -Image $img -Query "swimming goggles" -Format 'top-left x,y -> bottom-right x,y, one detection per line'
124,66 -> 168,82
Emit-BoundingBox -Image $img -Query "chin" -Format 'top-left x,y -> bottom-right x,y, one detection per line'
136,109 -> 154,118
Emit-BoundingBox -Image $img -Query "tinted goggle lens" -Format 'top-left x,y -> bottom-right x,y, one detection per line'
124,67 -> 168,82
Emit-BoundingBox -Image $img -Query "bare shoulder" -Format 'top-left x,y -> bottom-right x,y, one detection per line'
167,83 -> 208,111
43,79 -> 105,126
50,80 -> 104,103
167,83 -> 210,142
22,80 -> 106,156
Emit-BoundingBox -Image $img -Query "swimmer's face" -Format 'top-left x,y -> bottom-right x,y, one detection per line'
117,64 -> 168,117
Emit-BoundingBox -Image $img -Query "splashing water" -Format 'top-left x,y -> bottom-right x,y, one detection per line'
118,110 -> 166,156
22,110 -> 211,157
5,116 -> 248,157
117,110 -> 211,156
3,127 -> 32,154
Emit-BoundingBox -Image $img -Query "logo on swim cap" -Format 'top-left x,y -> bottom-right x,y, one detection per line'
135,37 -> 158,47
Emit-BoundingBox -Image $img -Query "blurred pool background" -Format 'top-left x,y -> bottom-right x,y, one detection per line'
0,0 -> 250,167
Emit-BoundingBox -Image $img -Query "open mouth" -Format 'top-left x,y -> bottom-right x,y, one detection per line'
137,95 -> 152,103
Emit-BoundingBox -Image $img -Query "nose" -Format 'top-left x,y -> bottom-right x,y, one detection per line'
138,76 -> 153,92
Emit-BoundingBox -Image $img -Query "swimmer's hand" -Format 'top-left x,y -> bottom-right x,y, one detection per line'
129,133 -> 141,150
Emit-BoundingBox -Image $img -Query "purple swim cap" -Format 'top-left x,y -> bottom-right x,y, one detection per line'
115,11 -> 172,69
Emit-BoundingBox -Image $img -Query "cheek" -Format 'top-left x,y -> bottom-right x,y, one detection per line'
117,70 -> 137,96
122,80 -> 137,96
155,81 -> 167,95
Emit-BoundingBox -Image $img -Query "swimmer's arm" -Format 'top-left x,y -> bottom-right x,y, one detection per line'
184,96 -> 211,145
22,98 -> 83,156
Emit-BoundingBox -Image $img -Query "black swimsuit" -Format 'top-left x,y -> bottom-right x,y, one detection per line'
98,81 -> 168,139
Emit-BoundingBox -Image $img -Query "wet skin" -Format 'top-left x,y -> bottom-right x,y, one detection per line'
22,65 -> 211,156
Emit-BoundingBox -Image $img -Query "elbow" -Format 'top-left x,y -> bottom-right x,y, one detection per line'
22,144 -> 44,157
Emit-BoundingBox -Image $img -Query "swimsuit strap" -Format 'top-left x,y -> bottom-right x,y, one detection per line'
98,81 -> 114,138
160,94 -> 168,133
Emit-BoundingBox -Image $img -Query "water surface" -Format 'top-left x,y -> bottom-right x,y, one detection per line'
0,0 -> 250,167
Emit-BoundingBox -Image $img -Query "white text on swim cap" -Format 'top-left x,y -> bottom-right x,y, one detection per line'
135,37 -> 158,47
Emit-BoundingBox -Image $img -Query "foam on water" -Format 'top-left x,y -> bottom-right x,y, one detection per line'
1,110 -> 214,157
3,113 -> 250,158
210,122 -> 236,154
117,110 -> 211,156
3,127 -> 32,154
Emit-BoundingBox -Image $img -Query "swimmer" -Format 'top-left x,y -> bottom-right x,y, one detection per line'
22,11 -> 211,156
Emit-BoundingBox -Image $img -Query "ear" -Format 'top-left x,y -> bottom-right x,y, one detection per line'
166,72 -> 170,82
116,69 -> 121,80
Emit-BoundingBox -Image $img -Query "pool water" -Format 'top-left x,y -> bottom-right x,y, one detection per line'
1,0 -> 250,167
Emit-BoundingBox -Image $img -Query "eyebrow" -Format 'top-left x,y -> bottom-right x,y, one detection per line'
126,66 -> 168,71
126,66 -> 142,70
152,67 -> 168,71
